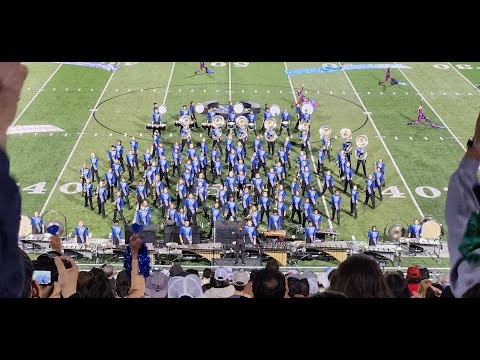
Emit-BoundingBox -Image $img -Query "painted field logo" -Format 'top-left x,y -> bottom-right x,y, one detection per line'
7,125 -> 65,135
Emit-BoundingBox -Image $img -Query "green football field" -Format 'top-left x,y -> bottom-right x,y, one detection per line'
9,62 -> 480,243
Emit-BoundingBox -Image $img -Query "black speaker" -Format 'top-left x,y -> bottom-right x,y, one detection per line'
163,225 -> 201,244
212,257 -> 261,267
214,221 -> 244,246
125,224 -> 159,244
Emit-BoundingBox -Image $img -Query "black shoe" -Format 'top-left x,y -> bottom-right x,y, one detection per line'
242,262 -> 246,266
234,262 -> 238,265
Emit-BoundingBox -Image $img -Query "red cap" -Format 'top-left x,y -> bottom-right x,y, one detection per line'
407,266 -> 420,279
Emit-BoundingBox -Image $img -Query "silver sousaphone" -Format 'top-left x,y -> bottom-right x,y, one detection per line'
355,135 -> 368,160
340,128 -> 353,152
178,114 -> 191,127
264,118 -> 278,142
319,125 -> 331,139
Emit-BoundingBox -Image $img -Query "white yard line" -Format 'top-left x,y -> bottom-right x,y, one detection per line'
228,62 -> 232,102
12,63 -> 63,126
338,62 -> 424,218
395,64 -> 466,151
284,62 -> 334,229
40,62 -> 120,215
448,62 -> 480,93
162,62 -> 176,105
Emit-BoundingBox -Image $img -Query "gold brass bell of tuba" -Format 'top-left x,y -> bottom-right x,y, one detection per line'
235,115 -> 247,129
298,121 -> 310,132
212,115 -> 225,129
264,118 -> 277,131
340,128 -> 353,152
355,135 -> 368,160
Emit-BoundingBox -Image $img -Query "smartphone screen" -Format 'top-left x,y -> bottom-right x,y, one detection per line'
33,270 -> 52,285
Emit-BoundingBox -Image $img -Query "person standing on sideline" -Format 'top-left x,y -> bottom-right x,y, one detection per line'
30,211 -> 45,234
368,226 -> 380,246
111,221 -> 122,246
75,221 -> 89,244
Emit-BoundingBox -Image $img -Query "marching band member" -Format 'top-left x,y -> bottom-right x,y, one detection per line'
119,178 -> 131,210
115,140 -> 125,171
113,191 -> 127,227
355,146 -> 367,176
235,141 -> 245,160
374,166 -> 384,201
236,170 -> 247,200
180,125 -> 191,152
175,208 -> 187,227
80,163 -> 91,189
277,184 -> 287,200
266,168 -> 277,198
302,198 -> 313,227
111,221 -> 122,247
130,136 -> 140,171
257,146 -> 268,176
368,225 -> 380,246
144,165 -> 155,197
244,219 -> 257,245
291,177 -> 300,198
274,161 -> 285,186
153,102 -> 158,113
190,101 -> 199,128
379,66 -> 391,85
159,188 -> 172,219
184,193 -> 198,224
167,203 -> 178,222
105,168 -> 116,202
294,103 -> 301,129
152,174 -> 163,207
309,208 -> 323,231
108,145 -> 118,168
251,173 -> 265,204
211,127 -> 222,155
283,137 -> 292,170
143,149 -> 152,171
300,131 -> 310,155
126,150 -> 136,182
172,141 -> 181,156
206,107 -> 215,136
301,109 -> 311,124
262,107 -> 272,133
331,190 -> 342,226
259,191 -> 271,223
317,146 -> 325,178
227,149 -> 237,172
350,184 -> 359,219
407,219 -> 422,239
304,221 -> 316,244
291,190 -> 303,224
277,146 -> 288,172
199,152 -> 208,179
89,152 -> 100,183
225,134 -> 234,162
225,196 -> 239,221
152,107 -> 161,125
136,204 -> 150,225
268,209 -> 281,231
158,155 -> 170,187
200,137 -> 208,158
176,178 -> 187,208
343,161 -> 354,193
250,151 -> 259,179
216,184 -> 227,214
172,148 -> 181,177
337,151 -> 347,179
364,174 -> 376,209
156,142 -> 166,161
341,139 -> 352,164
307,185 -> 319,210
241,188 -> 252,217
180,104 -> 189,117
186,143 -> 197,162
75,221 -> 89,244
235,159 -> 247,176
135,180 -> 147,207
207,202 -> 222,238
224,170 -> 238,200
196,181 -> 208,218
228,110 -> 236,129
250,205 -> 261,229
279,108 -> 291,136
195,172 -> 208,191
247,110 -> 257,135
112,159 -> 122,188
83,178 -> 94,210
179,220 -> 193,245
276,196 -> 287,229
254,134 -> 263,153
301,165 -> 312,196
227,101 -> 234,115
376,158 -> 385,176
30,211 -> 45,234
96,180 -> 108,218
266,128 -> 276,155
321,135 -> 332,162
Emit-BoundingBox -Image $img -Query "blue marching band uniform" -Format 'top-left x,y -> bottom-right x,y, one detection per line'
75,102 -> 388,243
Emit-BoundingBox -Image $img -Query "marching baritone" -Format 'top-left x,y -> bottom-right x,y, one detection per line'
75,221 -> 89,244
83,178 -> 94,210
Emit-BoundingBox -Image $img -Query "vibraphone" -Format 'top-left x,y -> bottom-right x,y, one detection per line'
362,245 -> 402,264
260,242 -> 288,266
176,243 -> 222,263
305,241 -> 350,262
398,237 -> 442,258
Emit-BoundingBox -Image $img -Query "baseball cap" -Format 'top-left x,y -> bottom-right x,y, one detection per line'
214,267 -> 230,282
233,271 -> 250,286
167,274 -> 204,298
407,266 -> 421,279
302,271 -> 319,295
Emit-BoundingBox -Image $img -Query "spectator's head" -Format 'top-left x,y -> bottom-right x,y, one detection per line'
145,271 -> 169,298
19,248 -> 40,298
252,269 -> 286,298
420,267 -> 430,280
212,267 -> 230,288
186,269 -> 199,276
77,271 -> 94,296
102,264 -> 115,279
233,271 -> 249,293
82,274 -> 115,298
416,279 -> 433,298
168,274 -> 204,298
90,267 -> 104,278
265,259 -> 280,272
287,277 -> 310,298
311,290 -> 348,298
406,266 -> 421,284
169,264 -> 184,277
202,268 -> 212,280
115,270 -> 131,298
329,254 -> 393,298
302,271 -> 319,295
385,272 -> 410,298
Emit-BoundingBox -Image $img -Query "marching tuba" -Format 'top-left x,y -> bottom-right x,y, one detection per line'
340,128 -> 353,152
181,127 -> 191,140
264,119 -> 278,142
298,121 -> 310,132
178,115 -> 191,127
355,135 -> 368,160
319,125 -> 331,139
236,116 -> 248,140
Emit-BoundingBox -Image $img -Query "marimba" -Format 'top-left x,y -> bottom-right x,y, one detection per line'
305,241 -> 350,262
362,244 -> 402,263
260,242 -> 288,266
176,243 -> 222,262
